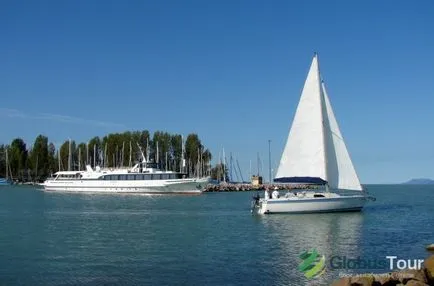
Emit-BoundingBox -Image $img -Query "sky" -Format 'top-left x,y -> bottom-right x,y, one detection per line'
1,0 -> 434,184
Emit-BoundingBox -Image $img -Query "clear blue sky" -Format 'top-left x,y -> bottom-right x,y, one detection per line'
1,0 -> 433,183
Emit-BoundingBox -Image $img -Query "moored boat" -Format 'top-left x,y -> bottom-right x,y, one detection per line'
0,178 -> 12,186
42,160 -> 210,194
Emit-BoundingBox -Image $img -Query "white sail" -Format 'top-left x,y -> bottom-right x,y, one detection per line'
275,54 -> 327,182
321,82 -> 362,191
275,54 -> 362,191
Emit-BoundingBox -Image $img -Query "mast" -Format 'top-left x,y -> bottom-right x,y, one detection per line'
268,139 -> 272,183
115,145 -> 119,168
217,150 -> 221,181
78,147 -> 81,170
146,138 -> 150,163
222,148 -> 226,183
236,159 -> 244,182
5,148 -> 9,180
181,136 -> 185,173
104,143 -> 107,168
68,139 -> 72,171
249,160 -> 252,182
129,141 -> 132,167
229,152 -> 233,182
57,150 -> 61,171
165,152 -> 168,171
315,53 -> 330,192
93,144 -> 96,168
86,143 -> 89,166
200,147 -> 203,178
121,142 -> 125,167
257,152 -> 260,176
156,141 -> 159,166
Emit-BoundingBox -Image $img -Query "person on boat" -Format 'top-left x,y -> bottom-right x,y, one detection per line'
264,186 -> 270,200
272,190 -> 280,199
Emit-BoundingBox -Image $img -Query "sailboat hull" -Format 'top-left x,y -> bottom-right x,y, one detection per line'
256,193 -> 366,214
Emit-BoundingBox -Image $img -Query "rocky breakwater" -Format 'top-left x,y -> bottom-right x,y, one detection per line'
331,252 -> 434,286
204,183 -> 318,192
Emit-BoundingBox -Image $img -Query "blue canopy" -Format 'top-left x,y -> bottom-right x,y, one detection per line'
273,176 -> 327,185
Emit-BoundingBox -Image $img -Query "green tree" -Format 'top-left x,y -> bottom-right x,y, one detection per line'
0,144 -> 6,178
76,142 -> 87,170
170,134 -> 182,172
211,163 -> 228,182
9,138 -> 28,180
47,142 -> 56,174
29,135 -> 49,181
185,133 -> 205,176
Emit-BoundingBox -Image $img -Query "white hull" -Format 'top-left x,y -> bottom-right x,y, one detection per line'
43,178 -> 209,194
255,192 -> 366,214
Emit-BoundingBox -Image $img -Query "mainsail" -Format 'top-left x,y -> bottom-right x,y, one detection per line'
275,54 -> 362,191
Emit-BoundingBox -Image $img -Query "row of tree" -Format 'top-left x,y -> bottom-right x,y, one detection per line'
0,131 -> 215,182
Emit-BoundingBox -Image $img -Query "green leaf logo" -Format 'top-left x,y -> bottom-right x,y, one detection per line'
298,249 -> 326,279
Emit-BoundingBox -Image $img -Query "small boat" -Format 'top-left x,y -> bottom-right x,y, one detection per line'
1,148 -> 13,186
0,178 -> 12,186
252,53 -> 375,214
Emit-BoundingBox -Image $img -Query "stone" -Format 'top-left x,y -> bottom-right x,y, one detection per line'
405,280 -> 429,286
424,255 -> 434,284
373,273 -> 392,285
426,244 -> 434,251
350,275 -> 375,286
399,270 -> 427,284
331,277 -> 351,286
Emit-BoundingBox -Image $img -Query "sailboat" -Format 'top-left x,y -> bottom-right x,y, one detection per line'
252,53 -> 375,214
0,148 -> 12,186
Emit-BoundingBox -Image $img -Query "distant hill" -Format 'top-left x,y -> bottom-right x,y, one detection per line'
402,178 -> 434,185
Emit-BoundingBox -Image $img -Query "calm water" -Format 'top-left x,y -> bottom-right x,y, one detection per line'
0,185 -> 433,285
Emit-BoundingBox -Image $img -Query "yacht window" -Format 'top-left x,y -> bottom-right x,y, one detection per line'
152,174 -> 161,180
161,174 -> 169,180
144,174 -> 152,180
128,175 -> 135,180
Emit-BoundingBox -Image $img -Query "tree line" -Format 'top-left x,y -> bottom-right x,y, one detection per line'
0,130 -> 213,182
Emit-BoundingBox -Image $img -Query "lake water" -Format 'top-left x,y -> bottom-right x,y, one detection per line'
0,185 -> 433,285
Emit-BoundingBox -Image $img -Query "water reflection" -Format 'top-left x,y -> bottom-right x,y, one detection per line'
257,212 -> 363,285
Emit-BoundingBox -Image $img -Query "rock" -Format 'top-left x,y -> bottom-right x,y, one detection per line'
375,278 -> 400,285
400,270 -> 427,284
331,277 -> 351,286
405,280 -> 429,286
350,275 -> 374,286
426,244 -> 434,251
424,255 -> 434,284
372,273 -> 404,285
